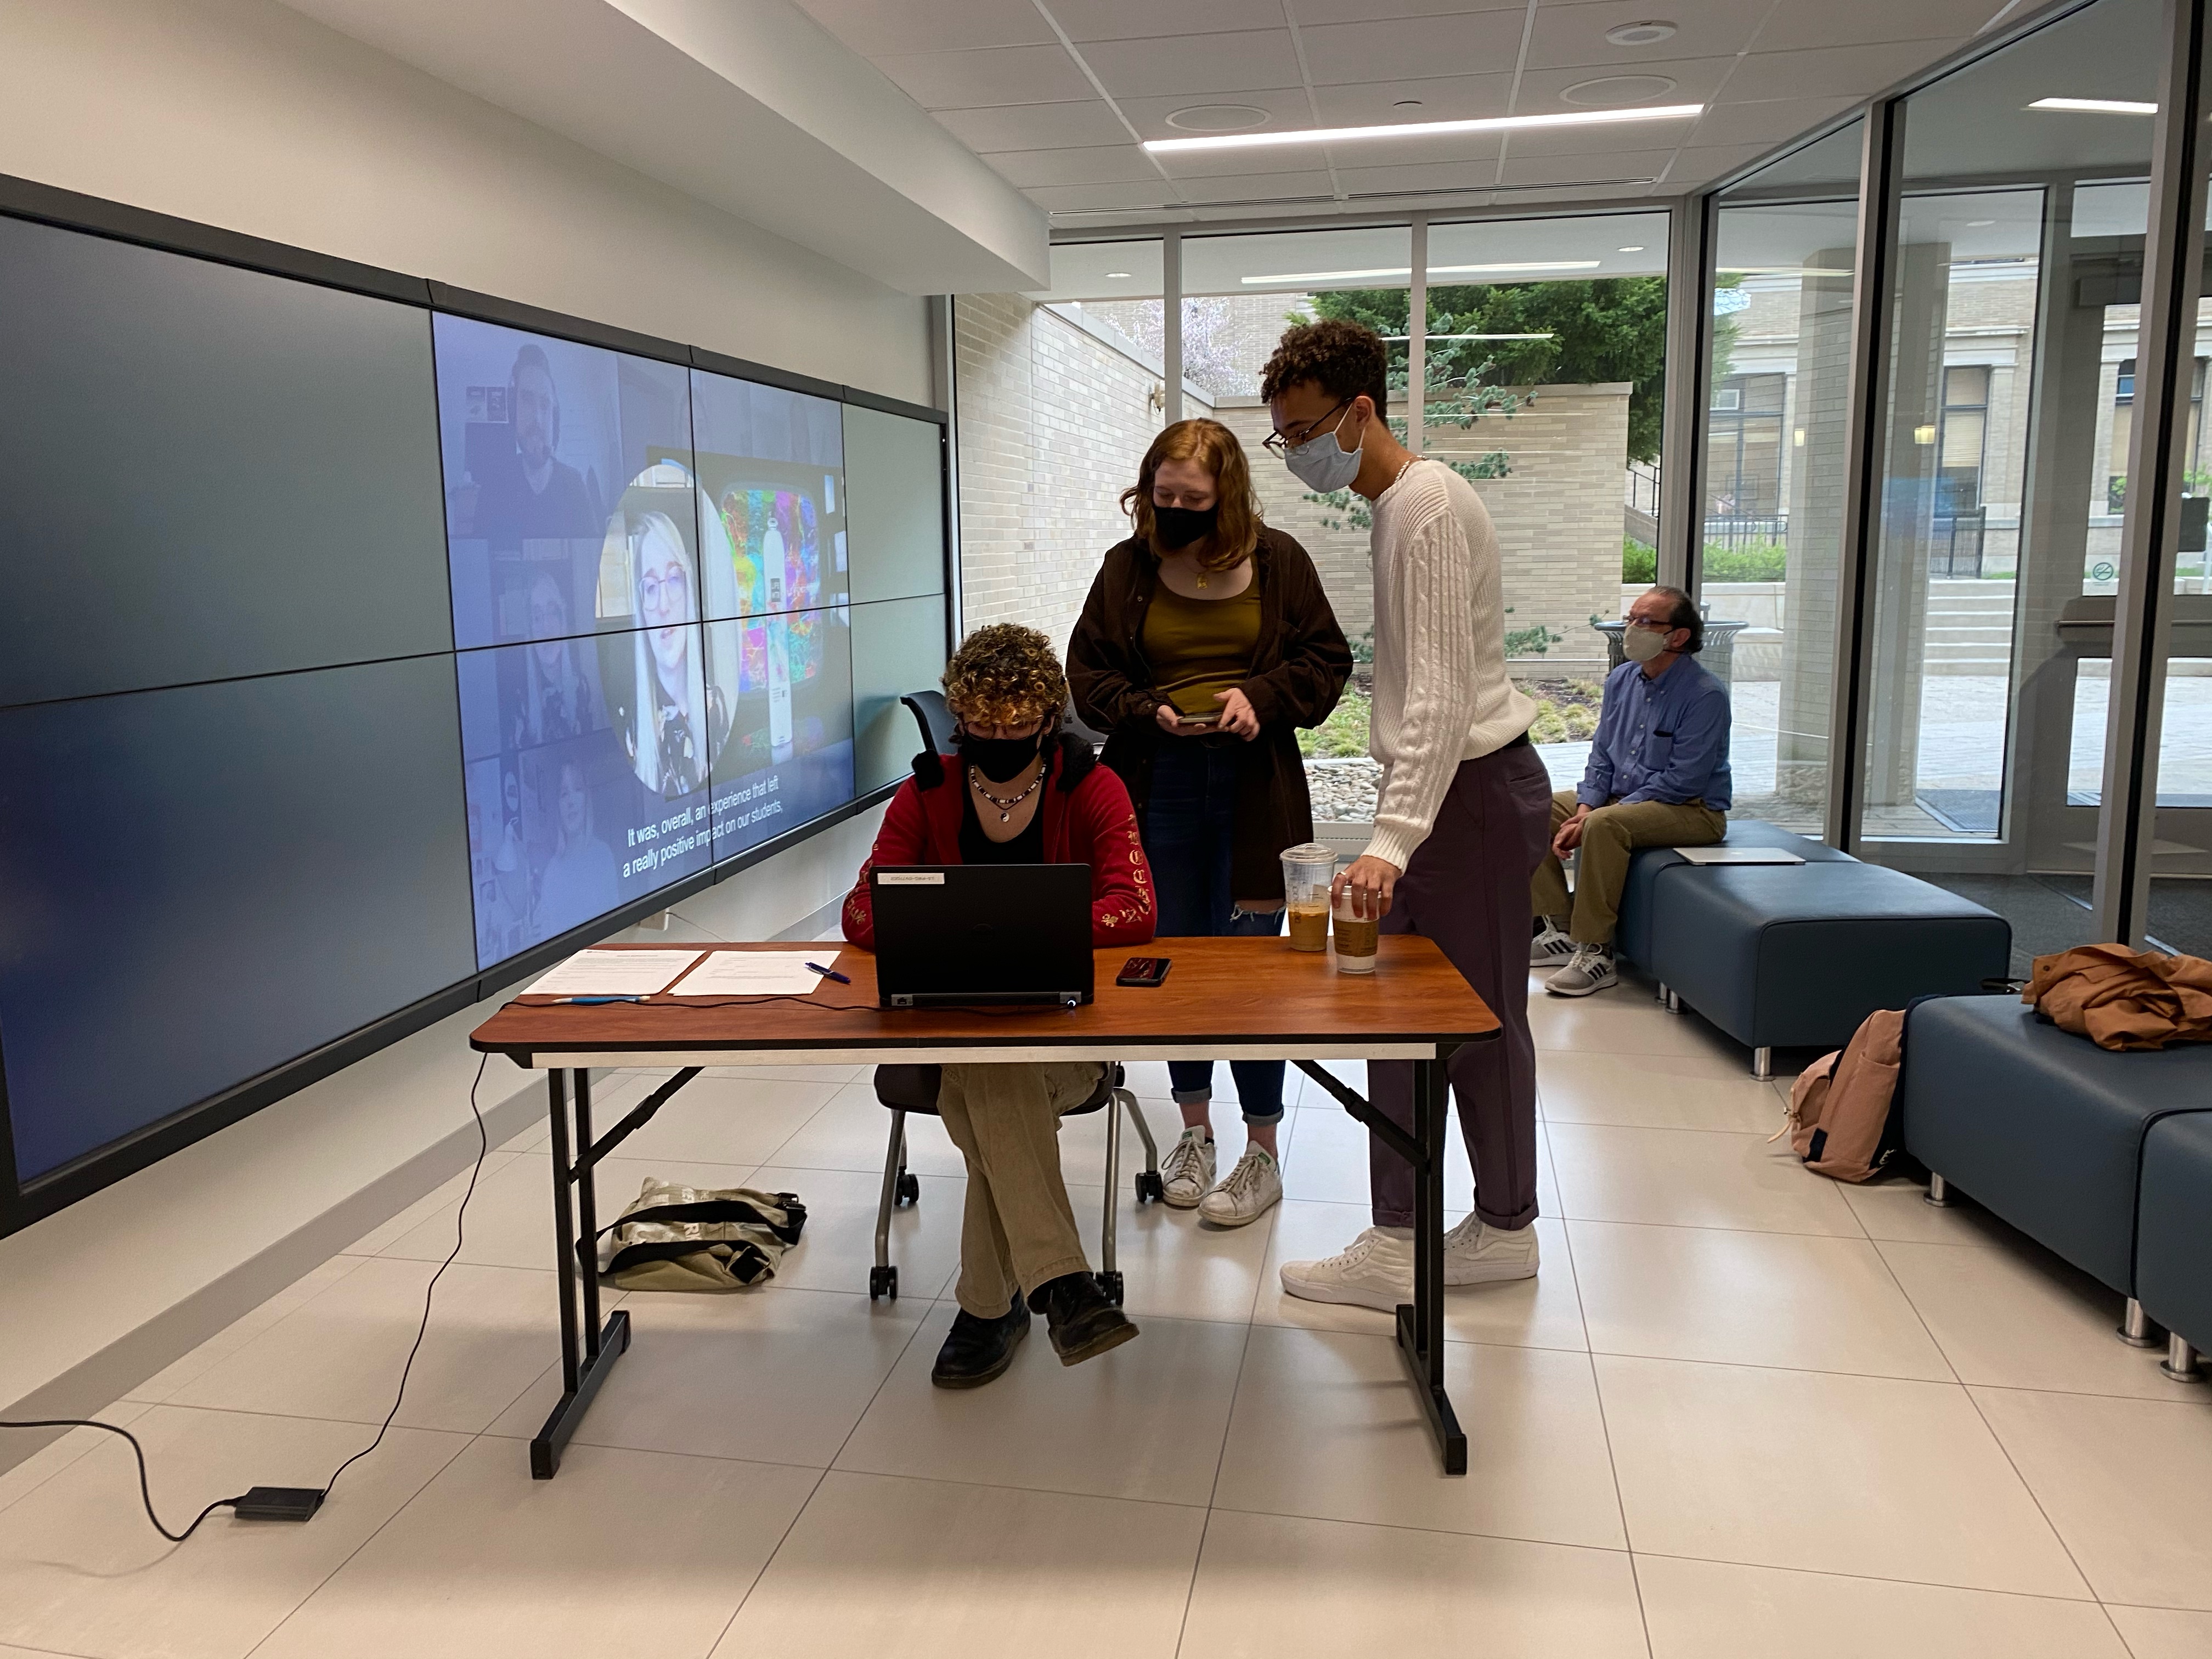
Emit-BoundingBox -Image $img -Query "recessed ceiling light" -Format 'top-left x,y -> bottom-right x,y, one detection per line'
1560,75 -> 1679,107
1967,219 -> 1996,228
1618,245 -> 1647,252
1241,260 -> 1601,284
1104,271 -> 1133,279
1605,20 -> 1678,46
1163,103 -> 1272,132
1142,104 -> 1703,154
2029,97 -> 2158,114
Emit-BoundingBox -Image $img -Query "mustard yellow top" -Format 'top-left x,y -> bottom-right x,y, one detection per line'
1142,582 -> 1263,717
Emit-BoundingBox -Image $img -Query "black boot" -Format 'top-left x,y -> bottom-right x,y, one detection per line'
1028,1272 -> 1139,1367
931,1295 -> 1029,1389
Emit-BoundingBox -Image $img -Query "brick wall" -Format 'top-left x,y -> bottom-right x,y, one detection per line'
952,294 -> 1205,656
1214,385 -> 1633,676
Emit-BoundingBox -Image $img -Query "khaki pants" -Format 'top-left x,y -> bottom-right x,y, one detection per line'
935,1061 -> 1104,1318
1530,791 -> 1725,945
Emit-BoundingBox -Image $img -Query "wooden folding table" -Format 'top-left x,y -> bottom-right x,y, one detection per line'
470,935 -> 1498,1476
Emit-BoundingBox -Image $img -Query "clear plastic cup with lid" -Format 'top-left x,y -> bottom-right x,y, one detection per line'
1280,842 -> 1338,953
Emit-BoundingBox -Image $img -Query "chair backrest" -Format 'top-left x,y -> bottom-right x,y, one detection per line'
900,690 -> 957,759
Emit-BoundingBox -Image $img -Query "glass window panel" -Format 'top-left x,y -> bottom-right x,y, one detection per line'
1705,171 -> 1863,835
1856,0 -> 2157,974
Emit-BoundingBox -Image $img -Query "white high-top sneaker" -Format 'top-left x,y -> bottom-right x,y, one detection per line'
1442,1214 -> 1541,1284
1278,1227 -> 1414,1312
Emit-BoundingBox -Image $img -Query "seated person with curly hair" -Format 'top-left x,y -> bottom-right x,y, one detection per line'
841,624 -> 1156,1388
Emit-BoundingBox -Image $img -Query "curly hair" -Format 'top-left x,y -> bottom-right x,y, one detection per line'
1259,318 -> 1389,419
941,623 -> 1068,730
1118,419 -> 1262,574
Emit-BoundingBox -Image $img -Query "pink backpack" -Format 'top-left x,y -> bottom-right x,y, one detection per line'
1779,1008 -> 1906,1182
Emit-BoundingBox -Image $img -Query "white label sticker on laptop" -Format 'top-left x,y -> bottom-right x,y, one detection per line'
879,871 -> 945,885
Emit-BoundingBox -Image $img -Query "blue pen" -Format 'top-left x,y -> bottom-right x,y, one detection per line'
557,994 -> 647,1005
805,961 -> 853,985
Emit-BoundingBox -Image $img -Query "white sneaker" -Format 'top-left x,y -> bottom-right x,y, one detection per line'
1443,1214 -> 1540,1284
1160,1128 -> 1216,1209
1198,1146 -> 1282,1228
1279,1227 -> 1414,1311
1545,944 -> 1618,997
1530,922 -> 1577,968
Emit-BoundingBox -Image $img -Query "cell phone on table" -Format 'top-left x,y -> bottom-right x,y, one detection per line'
1116,957 -> 1172,988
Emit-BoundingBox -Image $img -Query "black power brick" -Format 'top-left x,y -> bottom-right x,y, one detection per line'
232,1486 -> 326,1523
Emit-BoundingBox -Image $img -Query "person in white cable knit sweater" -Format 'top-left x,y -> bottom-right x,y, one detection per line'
1259,319 -> 1558,1311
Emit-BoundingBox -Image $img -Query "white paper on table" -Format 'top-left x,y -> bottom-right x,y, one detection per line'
523,949 -> 706,997
665,950 -> 834,997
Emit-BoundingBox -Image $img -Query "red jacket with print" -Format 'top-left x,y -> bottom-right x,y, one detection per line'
841,735 -> 1156,950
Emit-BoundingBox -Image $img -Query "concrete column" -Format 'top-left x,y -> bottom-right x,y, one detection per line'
1865,239 -> 1952,809
1778,249 -> 1857,811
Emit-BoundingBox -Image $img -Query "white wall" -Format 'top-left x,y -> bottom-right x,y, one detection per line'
0,0 -> 924,1453
0,0 -> 933,402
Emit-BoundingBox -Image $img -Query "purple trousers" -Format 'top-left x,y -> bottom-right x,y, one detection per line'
1369,741 -> 1555,1231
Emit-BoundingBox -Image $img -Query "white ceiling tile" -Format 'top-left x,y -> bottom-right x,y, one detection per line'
1154,142 -> 1361,178
1299,12 -> 1528,86
1289,0 -> 1524,22
1323,128 -> 1508,167
1524,0 -> 1773,71
1331,159 -> 1505,198
1115,86 -> 1319,140
1308,73 -> 1516,125
1509,54 -> 1739,112
1728,40 -> 1966,102
1686,97 -> 1857,150
1077,30 -> 1306,98
873,43 -> 1094,109
1173,170 -> 1339,204
1044,0 -> 1291,43
1502,107 -> 1702,157
989,145 -> 1165,187
1499,147 -> 1677,186
1028,180 -> 1181,212
1666,143 -> 1781,186
934,100 -> 1135,153
793,0 -> 1057,57
1754,0 -> 2000,53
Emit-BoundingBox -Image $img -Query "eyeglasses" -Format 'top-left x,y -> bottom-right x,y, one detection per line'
1262,397 -> 1351,458
640,569 -> 690,612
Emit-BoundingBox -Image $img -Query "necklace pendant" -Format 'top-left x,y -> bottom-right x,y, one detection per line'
999,810 -> 1011,823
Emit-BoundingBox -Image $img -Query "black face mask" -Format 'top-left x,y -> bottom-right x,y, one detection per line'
1153,504 -> 1218,551
957,728 -> 1045,784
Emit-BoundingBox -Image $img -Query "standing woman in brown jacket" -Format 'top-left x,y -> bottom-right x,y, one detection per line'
1068,418 -> 1351,1227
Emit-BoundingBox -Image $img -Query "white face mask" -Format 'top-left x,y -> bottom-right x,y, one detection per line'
1282,408 -> 1364,492
1623,623 -> 1673,663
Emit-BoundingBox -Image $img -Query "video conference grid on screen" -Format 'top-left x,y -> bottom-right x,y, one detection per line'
435,317 -> 861,972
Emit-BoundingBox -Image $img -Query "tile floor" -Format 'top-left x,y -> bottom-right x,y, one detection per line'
6,966 -> 2212,1658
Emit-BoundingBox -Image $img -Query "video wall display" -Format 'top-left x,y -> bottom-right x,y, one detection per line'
432,318 -> 867,970
0,196 -> 946,1223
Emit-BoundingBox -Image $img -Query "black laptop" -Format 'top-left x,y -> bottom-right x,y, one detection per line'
870,865 -> 1095,1007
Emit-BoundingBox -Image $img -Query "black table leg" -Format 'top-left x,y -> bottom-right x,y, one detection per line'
532,1067 -> 631,1479
1395,1051 -> 1466,1475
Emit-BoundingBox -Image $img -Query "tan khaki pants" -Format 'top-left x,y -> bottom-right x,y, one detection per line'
935,1061 -> 1104,1317
1530,791 -> 1725,945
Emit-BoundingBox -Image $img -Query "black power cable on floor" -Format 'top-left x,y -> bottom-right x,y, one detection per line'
0,1052 -> 492,1540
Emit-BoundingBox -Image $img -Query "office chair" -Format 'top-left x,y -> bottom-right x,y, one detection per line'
868,1062 -> 1161,1305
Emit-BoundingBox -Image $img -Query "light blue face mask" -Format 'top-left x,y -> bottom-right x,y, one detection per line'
1282,410 -> 1364,493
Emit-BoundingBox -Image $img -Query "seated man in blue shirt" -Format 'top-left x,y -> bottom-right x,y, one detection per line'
1532,585 -> 1731,996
